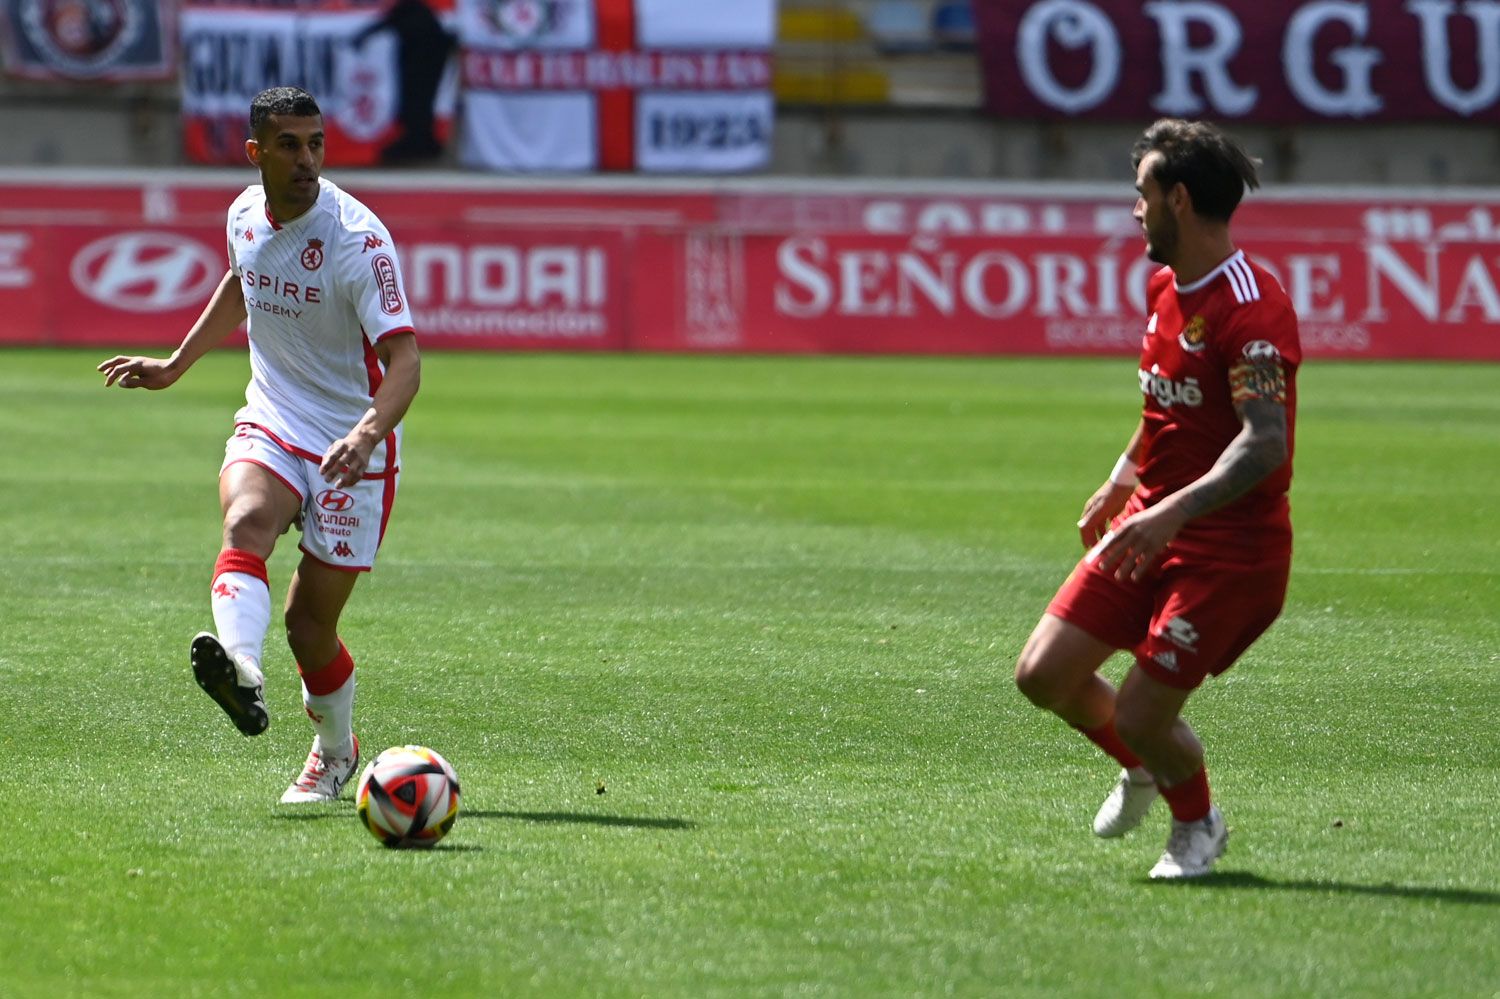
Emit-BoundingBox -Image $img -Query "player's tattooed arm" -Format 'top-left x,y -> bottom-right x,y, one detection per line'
1094,394 -> 1287,581
1172,396 -> 1288,520
1230,349 -> 1288,406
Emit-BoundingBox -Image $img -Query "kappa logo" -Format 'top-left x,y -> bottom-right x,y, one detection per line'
1179,315 -> 1208,353
486,0 -> 568,39
305,706 -> 325,724
316,489 -> 355,512
1161,616 -> 1200,653
243,229 -> 254,242
212,581 -> 239,600
301,238 -> 324,271
70,232 -> 221,313
331,541 -> 355,559
361,234 -> 385,253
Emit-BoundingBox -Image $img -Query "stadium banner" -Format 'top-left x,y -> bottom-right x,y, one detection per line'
180,0 -> 457,167
0,0 -> 174,80
976,1 -> 1500,122
4,172 -> 1500,359
456,0 -> 775,172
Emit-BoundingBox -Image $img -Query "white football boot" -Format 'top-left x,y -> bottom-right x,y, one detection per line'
279,736 -> 360,804
190,632 -> 268,736
1149,805 -> 1228,880
1093,768 -> 1159,838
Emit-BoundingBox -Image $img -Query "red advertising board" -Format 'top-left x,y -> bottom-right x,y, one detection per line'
3,171 -> 1500,360
976,1 -> 1500,123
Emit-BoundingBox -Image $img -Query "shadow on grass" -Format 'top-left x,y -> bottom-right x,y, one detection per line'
1153,871 -> 1500,906
466,810 -> 696,831
269,808 -> 695,831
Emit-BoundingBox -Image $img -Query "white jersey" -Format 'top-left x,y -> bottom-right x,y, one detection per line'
225,178 -> 414,475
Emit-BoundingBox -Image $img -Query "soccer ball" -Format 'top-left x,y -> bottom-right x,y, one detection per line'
355,745 -> 461,849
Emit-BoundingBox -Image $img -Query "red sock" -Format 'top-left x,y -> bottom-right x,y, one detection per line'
298,641 -> 354,695
1159,766 -> 1212,822
1073,719 -> 1143,770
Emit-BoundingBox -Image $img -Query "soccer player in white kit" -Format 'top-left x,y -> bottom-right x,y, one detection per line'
98,87 -> 421,803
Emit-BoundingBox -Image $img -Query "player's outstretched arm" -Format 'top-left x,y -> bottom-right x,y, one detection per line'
98,270 -> 247,389
319,332 -> 421,487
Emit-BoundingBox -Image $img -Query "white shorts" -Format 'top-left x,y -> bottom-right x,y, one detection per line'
221,423 -> 398,573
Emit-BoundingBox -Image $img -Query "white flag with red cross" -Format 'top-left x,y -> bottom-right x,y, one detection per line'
458,0 -> 775,173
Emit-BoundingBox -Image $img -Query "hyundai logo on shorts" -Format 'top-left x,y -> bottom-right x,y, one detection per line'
316,489 -> 356,512
70,232 -> 221,312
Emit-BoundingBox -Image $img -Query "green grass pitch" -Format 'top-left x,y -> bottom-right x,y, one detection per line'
1,348 -> 1497,997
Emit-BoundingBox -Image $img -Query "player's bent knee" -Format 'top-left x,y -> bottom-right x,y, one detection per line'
1014,650 -> 1070,710
222,504 -> 284,553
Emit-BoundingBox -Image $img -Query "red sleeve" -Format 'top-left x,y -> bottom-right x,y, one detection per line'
1220,296 -> 1302,371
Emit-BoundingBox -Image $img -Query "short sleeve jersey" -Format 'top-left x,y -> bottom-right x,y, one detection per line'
1129,250 -> 1301,562
224,178 -> 414,474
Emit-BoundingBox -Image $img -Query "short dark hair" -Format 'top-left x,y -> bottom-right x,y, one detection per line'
1131,118 -> 1261,222
249,87 -> 321,136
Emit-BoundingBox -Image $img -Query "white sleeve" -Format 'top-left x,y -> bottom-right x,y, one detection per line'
339,220 -> 415,340
226,215 -> 240,276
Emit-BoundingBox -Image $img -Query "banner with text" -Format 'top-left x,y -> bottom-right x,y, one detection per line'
3,175 -> 1499,359
457,0 -> 775,172
976,1 -> 1500,122
180,0 -> 457,167
0,0 -> 173,80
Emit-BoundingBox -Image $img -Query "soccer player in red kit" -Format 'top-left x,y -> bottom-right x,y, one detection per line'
1015,118 -> 1299,879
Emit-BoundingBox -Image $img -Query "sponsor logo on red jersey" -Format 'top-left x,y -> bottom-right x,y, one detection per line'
1139,363 -> 1203,409
1243,339 -> 1281,361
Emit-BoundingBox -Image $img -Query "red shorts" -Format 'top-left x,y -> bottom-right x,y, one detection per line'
1045,550 -> 1290,690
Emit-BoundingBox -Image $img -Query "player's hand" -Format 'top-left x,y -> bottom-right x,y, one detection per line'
1077,480 -> 1136,548
97,355 -> 181,390
320,434 -> 375,488
1090,502 -> 1188,582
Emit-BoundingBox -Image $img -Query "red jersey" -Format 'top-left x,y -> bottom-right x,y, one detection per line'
1129,250 -> 1300,563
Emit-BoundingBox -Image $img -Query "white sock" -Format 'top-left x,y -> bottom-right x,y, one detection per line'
210,569 -> 270,686
301,646 -> 356,759
1127,766 -> 1156,785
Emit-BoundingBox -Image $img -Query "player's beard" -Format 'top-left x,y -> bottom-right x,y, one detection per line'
1144,211 -> 1179,266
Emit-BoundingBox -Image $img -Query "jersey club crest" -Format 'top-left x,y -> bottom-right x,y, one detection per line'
301,239 -> 324,271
